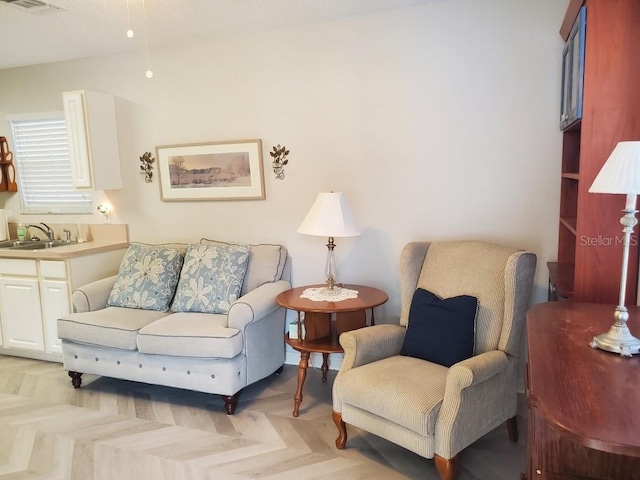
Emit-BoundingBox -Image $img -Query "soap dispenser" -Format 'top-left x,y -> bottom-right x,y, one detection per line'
17,222 -> 27,241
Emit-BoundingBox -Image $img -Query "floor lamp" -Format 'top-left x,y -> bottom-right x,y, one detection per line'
588,141 -> 640,357
297,192 -> 360,295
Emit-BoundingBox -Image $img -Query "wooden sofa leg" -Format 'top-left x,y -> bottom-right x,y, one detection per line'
332,411 -> 347,449
507,415 -> 518,443
68,371 -> 83,389
434,454 -> 459,480
221,393 -> 239,415
275,365 -> 284,375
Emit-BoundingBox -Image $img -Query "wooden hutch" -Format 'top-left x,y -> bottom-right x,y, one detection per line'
550,0 -> 640,303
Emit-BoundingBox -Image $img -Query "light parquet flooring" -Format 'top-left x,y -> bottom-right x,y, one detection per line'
0,355 -> 527,479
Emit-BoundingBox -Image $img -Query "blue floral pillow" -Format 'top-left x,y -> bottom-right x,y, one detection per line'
171,243 -> 250,314
107,243 -> 185,311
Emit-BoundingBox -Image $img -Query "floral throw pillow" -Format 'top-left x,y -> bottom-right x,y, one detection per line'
171,243 -> 250,314
107,243 -> 185,311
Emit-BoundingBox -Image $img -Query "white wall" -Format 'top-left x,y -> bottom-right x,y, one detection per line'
0,0 -> 567,327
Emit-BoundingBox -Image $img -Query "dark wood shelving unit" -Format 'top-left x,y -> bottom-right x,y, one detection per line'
552,0 -> 640,303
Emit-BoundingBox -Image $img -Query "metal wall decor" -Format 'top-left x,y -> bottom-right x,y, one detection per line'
139,151 -> 155,182
0,137 -> 17,192
270,144 -> 290,180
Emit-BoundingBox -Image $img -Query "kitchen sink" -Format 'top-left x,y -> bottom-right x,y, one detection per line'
0,240 -> 43,248
0,240 -> 77,250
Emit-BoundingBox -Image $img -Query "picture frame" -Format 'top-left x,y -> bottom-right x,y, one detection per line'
156,139 -> 265,201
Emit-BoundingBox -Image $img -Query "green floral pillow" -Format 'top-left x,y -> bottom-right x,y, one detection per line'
107,243 -> 185,311
171,243 -> 250,314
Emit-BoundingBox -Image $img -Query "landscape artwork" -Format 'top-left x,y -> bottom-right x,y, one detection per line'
156,140 -> 265,201
168,152 -> 251,188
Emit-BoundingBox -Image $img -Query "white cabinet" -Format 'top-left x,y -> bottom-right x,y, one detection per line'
0,249 -> 126,361
62,90 -> 122,191
0,275 -> 44,351
40,260 -> 70,354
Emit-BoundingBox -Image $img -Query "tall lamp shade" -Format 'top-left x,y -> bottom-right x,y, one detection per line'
298,192 -> 361,293
588,141 -> 640,356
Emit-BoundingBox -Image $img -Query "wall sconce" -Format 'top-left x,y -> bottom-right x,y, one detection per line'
139,151 -> 155,182
270,144 -> 290,180
97,204 -> 112,223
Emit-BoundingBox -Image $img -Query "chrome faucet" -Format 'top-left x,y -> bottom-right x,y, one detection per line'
27,222 -> 55,241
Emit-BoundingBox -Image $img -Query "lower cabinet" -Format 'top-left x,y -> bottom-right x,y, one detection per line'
0,250 -> 125,361
0,274 -> 44,351
39,259 -> 71,354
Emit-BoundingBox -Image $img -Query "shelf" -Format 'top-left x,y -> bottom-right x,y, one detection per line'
547,262 -> 574,299
561,173 -> 580,180
560,217 -> 577,235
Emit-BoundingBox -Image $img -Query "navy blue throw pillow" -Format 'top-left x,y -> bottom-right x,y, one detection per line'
401,288 -> 478,367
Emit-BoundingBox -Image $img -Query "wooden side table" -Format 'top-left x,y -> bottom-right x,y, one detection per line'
525,302 -> 640,479
276,284 -> 388,417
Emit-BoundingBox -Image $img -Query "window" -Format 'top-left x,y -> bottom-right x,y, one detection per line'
9,113 -> 92,214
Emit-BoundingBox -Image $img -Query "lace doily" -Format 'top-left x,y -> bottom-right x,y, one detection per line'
300,287 -> 359,302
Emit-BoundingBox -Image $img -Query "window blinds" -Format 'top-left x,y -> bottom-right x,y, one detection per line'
10,116 -> 92,214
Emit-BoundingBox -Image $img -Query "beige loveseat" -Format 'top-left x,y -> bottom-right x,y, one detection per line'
57,240 -> 290,414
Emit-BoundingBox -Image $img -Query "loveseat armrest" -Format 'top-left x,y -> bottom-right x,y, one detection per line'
227,279 -> 291,330
338,324 -> 406,374
72,275 -> 117,313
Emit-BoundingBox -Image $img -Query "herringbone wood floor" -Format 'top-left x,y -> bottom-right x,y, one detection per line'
0,355 -> 526,479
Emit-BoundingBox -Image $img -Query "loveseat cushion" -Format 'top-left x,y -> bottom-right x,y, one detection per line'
171,243 -> 250,314
200,239 -> 287,296
136,312 -> 243,358
107,243 -> 185,311
58,307 -> 170,350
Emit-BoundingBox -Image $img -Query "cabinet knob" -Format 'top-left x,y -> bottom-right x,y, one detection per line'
536,469 -> 542,475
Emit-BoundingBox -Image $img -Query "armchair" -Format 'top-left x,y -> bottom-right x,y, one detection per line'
332,241 -> 536,479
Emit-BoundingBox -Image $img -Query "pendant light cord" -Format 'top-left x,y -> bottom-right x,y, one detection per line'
142,0 -> 153,78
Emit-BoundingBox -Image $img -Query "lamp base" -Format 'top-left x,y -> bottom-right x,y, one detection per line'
590,322 -> 640,357
320,285 -> 342,296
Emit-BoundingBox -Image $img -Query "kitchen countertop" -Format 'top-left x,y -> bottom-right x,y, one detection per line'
0,240 -> 129,260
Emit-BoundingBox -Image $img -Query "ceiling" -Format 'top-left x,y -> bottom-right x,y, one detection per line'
0,0 -> 440,71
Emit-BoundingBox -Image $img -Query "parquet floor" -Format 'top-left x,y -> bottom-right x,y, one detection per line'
0,355 -> 526,479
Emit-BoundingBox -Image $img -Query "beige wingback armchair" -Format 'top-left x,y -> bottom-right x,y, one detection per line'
332,241 -> 536,480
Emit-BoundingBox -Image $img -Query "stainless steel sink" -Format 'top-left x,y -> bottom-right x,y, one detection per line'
3,240 -> 77,250
0,240 -> 41,248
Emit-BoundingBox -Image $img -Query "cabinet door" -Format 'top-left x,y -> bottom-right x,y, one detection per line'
63,91 -> 93,188
559,7 -> 586,130
40,279 -> 70,354
62,90 -> 122,191
0,277 -> 44,351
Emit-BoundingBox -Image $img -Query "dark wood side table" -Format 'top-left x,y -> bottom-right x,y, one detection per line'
525,302 -> 640,480
276,284 -> 388,417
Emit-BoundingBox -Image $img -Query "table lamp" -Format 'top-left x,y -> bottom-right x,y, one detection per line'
588,141 -> 640,357
297,192 -> 361,295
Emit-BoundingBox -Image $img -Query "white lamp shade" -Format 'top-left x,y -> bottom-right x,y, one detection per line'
297,192 -> 361,237
589,141 -> 640,194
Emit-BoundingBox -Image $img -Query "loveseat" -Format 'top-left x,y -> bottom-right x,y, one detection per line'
57,239 -> 290,414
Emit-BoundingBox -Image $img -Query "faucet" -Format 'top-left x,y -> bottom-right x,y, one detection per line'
27,223 -> 55,241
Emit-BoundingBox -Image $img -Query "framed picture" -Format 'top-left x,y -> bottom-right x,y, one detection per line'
156,139 -> 265,201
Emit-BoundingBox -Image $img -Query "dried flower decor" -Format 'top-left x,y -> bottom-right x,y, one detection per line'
270,144 -> 289,180
139,151 -> 155,182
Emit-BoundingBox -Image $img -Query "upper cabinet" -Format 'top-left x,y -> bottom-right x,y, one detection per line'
559,6 -> 586,131
62,90 -> 122,191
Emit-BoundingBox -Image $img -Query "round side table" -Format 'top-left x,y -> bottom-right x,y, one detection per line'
276,284 -> 388,417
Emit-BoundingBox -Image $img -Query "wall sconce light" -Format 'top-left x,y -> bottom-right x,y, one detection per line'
270,144 -> 290,180
97,204 -> 112,223
139,151 -> 155,182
